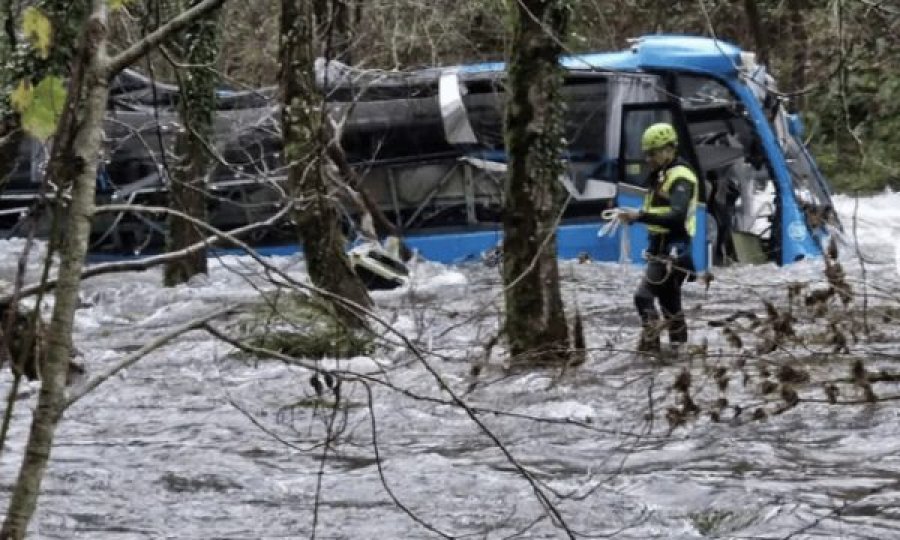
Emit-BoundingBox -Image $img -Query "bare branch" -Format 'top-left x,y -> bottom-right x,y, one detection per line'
63,305 -> 238,410
1,203 -> 292,304
107,0 -> 228,76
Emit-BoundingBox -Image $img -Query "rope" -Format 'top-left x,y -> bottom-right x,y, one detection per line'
643,254 -> 675,285
599,207 -> 688,284
598,208 -> 634,264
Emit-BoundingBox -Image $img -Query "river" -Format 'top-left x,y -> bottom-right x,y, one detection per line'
1,191 -> 899,539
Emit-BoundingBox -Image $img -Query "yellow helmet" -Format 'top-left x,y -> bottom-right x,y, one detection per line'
641,122 -> 678,152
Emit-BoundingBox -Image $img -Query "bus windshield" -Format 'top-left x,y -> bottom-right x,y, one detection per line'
772,107 -> 834,215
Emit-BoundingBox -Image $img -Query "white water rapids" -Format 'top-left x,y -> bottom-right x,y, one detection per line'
0,190 -> 898,539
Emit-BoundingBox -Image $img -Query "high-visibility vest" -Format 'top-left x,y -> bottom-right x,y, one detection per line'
641,162 -> 699,237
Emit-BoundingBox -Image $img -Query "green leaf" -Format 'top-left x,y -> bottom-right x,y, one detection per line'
108,0 -> 134,11
10,80 -> 34,112
19,76 -> 67,141
22,7 -> 52,59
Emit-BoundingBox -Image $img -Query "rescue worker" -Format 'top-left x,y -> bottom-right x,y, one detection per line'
619,123 -> 699,353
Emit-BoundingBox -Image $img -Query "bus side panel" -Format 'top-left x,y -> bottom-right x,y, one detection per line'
616,188 -> 649,265
692,205 -> 708,273
558,223 -> 622,261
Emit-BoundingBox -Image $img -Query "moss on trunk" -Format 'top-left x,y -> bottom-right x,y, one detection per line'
279,0 -> 372,326
502,0 -> 571,366
164,0 -> 221,286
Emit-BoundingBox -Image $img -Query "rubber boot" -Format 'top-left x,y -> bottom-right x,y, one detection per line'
668,312 -> 688,345
637,324 -> 661,353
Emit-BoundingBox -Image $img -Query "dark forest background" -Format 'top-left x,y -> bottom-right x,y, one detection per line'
200,0 -> 898,192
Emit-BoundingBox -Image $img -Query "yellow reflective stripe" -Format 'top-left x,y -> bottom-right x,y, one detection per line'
664,165 -> 699,237
643,205 -> 671,234
643,206 -> 670,214
661,165 -> 697,193
641,171 -> 665,212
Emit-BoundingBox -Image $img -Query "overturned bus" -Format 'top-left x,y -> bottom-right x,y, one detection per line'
324,34 -> 840,271
1,35 -> 839,271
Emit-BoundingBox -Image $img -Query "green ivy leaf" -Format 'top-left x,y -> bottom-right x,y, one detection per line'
10,80 -> 34,112
19,76 -> 67,141
108,0 -> 134,11
22,7 -> 52,59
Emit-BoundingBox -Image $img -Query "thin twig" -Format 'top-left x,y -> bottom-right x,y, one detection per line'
851,193 -> 870,334
107,0 -> 228,76
2,203 -> 291,304
62,305 -> 238,410
361,381 -> 455,539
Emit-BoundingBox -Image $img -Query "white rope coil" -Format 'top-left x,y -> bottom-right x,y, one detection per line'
597,207 -> 634,263
597,209 -> 622,238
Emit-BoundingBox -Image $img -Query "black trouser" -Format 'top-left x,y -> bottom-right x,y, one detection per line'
634,242 -> 691,344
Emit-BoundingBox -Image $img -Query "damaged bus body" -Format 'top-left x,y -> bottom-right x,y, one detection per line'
1,69 -> 284,251
0,35 -> 839,271
327,34 -> 839,270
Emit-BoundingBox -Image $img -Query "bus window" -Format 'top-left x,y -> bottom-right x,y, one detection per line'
619,107 -> 674,187
678,75 -> 739,110
771,106 -> 835,226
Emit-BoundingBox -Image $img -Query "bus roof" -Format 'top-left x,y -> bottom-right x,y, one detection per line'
459,34 -> 746,77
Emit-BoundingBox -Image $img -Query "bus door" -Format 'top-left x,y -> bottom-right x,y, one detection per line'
617,102 -> 708,272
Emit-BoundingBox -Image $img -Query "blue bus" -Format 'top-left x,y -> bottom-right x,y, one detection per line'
323,34 -> 839,270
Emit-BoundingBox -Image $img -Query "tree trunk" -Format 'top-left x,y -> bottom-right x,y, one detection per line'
1,1 -> 227,536
318,0 -> 414,258
502,0 -> 570,366
0,2 -> 108,537
742,0 -> 769,67
279,0 -> 372,325
164,0 -> 221,286
329,0 -> 353,64
786,0 -> 809,110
